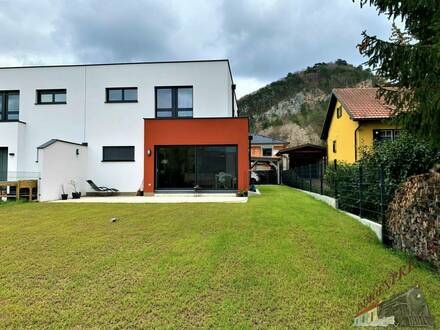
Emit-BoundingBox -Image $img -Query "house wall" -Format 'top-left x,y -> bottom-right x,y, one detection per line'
38,141 -> 87,201
327,100 -> 399,164
0,61 -> 234,193
251,144 -> 286,157
251,146 -> 261,157
144,118 -> 249,193
357,121 -> 399,157
0,122 -> 23,178
327,101 -> 359,163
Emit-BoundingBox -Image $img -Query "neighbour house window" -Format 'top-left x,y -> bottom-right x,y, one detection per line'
336,106 -> 342,118
106,88 -> 138,103
373,129 -> 401,142
155,86 -> 193,118
102,146 -> 135,162
262,147 -> 272,156
332,140 -> 337,153
36,89 -> 67,104
0,91 -> 19,121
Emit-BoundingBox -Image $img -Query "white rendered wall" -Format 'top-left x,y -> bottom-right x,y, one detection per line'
0,122 -> 21,177
0,60 -> 234,192
38,141 -> 87,201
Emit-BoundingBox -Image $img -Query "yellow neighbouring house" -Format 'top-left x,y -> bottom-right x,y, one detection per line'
321,88 -> 400,164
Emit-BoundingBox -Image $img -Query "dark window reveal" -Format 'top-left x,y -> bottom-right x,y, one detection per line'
336,106 -> 342,118
262,147 -> 272,156
37,89 -> 66,104
106,88 -> 138,103
102,146 -> 135,162
0,91 -> 19,121
155,86 -> 193,118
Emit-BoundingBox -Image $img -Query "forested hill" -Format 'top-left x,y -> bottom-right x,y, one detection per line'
238,60 -> 375,145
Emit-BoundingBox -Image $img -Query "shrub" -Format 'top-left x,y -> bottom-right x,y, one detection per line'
325,132 -> 440,222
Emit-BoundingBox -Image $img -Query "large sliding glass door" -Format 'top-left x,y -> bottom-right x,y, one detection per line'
156,147 -> 195,189
156,145 -> 237,191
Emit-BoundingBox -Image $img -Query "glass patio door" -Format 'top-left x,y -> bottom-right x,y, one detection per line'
156,146 -> 195,189
155,145 -> 237,191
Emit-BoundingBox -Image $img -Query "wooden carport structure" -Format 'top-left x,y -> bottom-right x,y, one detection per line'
276,144 -> 327,169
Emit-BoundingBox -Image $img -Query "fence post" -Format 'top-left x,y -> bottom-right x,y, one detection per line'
359,164 -> 363,218
309,164 -> 312,192
333,160 -> 338,208
379,165 -> 391,246
320,159 -> 323,195
379,165 -> 384,221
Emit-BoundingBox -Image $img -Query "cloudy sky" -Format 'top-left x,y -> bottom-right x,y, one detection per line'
0,0 -> 396,97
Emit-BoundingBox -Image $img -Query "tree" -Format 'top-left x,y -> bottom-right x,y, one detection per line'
357,1 -> 440,146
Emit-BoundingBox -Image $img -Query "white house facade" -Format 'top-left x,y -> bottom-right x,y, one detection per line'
0,60 -> 249,201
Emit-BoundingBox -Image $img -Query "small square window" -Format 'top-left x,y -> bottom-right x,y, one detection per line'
262,147 -> 272,156
108,89 -> 123,102
157,88 -> 172,109
124,89 -> 137,101
40,94 -> 53,103
178,88 -> 193,108
54,93 -> 66,103
155,86 -> 193,118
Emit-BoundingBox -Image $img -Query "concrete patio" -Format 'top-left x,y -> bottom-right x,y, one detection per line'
51,193 -> 248,203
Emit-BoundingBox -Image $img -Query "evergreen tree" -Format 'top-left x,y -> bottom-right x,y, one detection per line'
357,1 -> 440,146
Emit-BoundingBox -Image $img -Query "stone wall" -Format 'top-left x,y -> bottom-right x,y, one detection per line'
385,171 -> 440,270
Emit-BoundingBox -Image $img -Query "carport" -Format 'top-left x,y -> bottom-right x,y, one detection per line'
250,156 -> 282,184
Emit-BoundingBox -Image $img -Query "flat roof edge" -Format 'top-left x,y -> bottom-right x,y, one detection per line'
0,59 -> 230,70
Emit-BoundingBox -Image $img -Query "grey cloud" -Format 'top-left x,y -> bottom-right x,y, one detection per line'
0,0 -> 394,86
220,0 -> 392,81
53,0 -> 180,62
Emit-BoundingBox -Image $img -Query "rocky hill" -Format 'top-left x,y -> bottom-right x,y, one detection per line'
238,60 -> 375,146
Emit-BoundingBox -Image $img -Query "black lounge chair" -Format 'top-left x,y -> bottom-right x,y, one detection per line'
86,180 -> 119,195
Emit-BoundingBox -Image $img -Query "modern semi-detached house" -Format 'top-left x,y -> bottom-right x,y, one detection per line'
0,59 -> 249,201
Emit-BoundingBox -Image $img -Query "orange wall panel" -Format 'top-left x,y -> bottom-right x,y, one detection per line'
144,118 -> 249,193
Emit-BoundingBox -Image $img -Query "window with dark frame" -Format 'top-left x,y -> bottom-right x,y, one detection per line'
373,129 -> 401,142
102,146 -> 135,162
36,89 -> 66,104
155,86 -> 193,118
0,91 -> 19,121
336,106 -> 342,118
262,147 -> 272,156
106,88 -> 138,103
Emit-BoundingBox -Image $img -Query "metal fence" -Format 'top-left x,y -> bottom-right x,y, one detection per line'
282,161 -> 399,224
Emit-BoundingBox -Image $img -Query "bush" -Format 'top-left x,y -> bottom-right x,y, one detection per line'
325,133 -> 440,222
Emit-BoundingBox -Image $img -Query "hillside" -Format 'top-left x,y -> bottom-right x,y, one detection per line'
238,60 -> 375,146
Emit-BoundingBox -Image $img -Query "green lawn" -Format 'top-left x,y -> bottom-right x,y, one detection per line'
0,186 -> 439,329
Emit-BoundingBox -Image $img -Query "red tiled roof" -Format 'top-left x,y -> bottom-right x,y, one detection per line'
333,88 -> 394,120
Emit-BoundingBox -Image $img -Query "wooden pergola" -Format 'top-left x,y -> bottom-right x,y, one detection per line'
250,156 -> 282,184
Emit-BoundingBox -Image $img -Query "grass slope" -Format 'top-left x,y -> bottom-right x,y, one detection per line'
0,186 -> 439,328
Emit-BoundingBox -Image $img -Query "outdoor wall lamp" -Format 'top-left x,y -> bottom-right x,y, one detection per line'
76,149 -> 79,156
9,153 -> 15,157
147,148 -> 151,156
